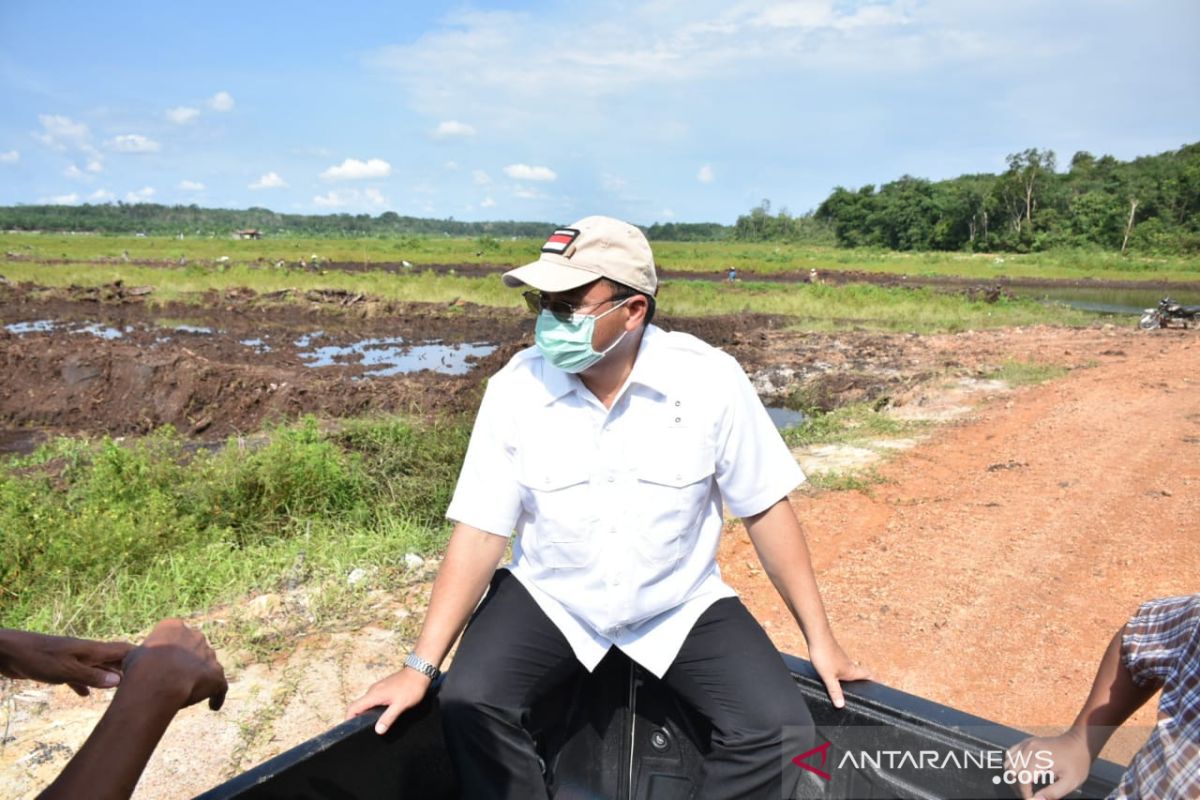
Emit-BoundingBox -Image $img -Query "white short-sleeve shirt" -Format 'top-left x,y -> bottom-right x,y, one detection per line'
445,324 -> 806,677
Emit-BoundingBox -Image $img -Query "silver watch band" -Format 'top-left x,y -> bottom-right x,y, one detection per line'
404,652 -> 441,681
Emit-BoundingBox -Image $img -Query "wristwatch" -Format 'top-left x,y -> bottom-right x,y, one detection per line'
404,652 -> 441,681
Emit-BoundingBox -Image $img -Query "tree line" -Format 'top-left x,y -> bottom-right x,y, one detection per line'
802,142 -> 1200,253
0,204 -> 557,239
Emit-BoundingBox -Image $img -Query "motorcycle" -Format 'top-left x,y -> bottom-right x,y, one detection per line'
1139,297 -> 1200,329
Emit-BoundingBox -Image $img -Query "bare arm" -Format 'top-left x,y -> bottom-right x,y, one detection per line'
347,522 -> 509,733
743,497 -> 870,707
1007,625 -> 1159,800
38,619 -> 227,800
0,629 -> 132,696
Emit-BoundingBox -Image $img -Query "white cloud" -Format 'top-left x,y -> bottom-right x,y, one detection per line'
513,187 -> 542,199
0,150 -> 18,164
472,169 -> 492,185
431,120 -> 477,139
166,106 -> 200,124
43,193 -> 80,205
503,163 -> 557,182
249,171 -> 287,190
480,196 -> 496,208
125,186 -> 156,202
34,115 -> 92,152
697,163 -> 715,183
209,91 -> 235,112
89,189 -> 114,202
661,207 -> 676,218
107,134 -> 161,153
319,157 -> 392,181
85,159 -> 103,173
444,160 -> 460,170
312,188 -> 388,209
64,164 -> 85,179
179,180 -> 205,191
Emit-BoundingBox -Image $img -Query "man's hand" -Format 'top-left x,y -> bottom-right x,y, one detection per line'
120,619 -> 227,711
346,667 -> 432,735
807,636 -> 872,709
0,629 -> 132,696
1006,729 -> 1091,800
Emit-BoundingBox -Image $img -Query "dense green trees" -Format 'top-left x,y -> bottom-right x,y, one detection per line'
806,142 -> 1200,253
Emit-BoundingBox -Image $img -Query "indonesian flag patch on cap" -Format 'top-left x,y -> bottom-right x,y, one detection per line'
541,227 -> 580,256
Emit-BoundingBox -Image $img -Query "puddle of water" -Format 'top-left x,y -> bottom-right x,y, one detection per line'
766,406 -> 807,430
155,319 -> 215,335
4,320 -> 57,335
1007,286 -> 1200,315
294,331 -> 325,349
76,322 -> 125,340
297,335 -> 496,376
240,338 -> 271,353
4,319 -> 125,339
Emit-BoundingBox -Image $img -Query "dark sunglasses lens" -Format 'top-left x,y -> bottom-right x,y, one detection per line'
550,301 -> 578,322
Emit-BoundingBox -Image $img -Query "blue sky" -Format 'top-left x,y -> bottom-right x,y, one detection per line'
1,0 -> 1197,225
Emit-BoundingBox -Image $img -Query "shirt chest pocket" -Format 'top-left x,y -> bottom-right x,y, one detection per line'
630,434 -> 717,566
516,459 -> 597,569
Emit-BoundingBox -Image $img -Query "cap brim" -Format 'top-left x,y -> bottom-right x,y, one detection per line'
501,257 -> 603,292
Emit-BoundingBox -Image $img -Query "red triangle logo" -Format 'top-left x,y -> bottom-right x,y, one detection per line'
791,740 -> 832,781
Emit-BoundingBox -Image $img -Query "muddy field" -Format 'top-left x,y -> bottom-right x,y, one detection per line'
1,280 -> 983,450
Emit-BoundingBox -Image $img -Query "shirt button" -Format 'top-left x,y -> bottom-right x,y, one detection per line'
674,416 -> 681,423
674,400 -> 681,407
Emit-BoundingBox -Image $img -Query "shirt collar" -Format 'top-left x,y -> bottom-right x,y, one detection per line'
538,324 -> 670,405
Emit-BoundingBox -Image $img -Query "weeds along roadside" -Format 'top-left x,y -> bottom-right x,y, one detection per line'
0,415 -> 470,640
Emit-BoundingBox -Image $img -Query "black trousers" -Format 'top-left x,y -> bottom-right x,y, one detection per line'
439,569 -> 815,800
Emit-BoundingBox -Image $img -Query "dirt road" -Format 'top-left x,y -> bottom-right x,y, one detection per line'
723,326 -> 1199,761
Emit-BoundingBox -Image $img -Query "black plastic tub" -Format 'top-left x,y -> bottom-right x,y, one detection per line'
196,650 -> 1124,799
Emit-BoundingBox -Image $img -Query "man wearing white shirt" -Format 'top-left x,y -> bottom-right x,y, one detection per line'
349,216 -> 868,799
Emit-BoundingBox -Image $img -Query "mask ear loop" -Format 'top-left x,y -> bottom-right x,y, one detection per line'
591,297 -> 632,357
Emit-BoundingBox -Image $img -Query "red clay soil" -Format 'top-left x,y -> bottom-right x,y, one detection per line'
721,327 -> 1200,761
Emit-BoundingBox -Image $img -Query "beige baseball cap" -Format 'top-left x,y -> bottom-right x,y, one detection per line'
502,215 -> 657,295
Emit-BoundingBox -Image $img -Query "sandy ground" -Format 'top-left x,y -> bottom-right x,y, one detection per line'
1,319 -> 1197,797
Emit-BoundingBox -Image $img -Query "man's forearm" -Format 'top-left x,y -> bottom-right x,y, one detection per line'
743,498 -> 833,644
1069,626 -> 1160,760
410,523 -> 510,667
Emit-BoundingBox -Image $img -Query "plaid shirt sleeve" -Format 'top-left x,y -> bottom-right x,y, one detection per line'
1109,594 -> 1200,800
1120,595 -> 1200,688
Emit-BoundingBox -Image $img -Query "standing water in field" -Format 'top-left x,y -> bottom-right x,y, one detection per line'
295,332 -> 497,377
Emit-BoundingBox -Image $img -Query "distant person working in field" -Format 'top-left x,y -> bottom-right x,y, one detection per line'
1007,594 -> 1200,799
0,619 -> 228,800
348,215 -> 869,799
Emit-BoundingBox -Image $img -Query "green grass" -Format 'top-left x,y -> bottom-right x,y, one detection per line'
782,403 -> 925,448
0,416 -> 470,638
804,467 -> 889,493
982,359 -> 1070,386
4,232 -> 1199,282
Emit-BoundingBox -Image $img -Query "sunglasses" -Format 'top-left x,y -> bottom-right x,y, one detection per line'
522,290 -> 635,323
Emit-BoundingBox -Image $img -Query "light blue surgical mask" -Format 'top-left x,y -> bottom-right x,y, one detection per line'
534,298 -> 630,373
